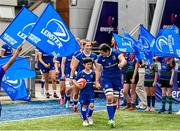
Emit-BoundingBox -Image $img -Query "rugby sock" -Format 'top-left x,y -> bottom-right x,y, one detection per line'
73,99 -> 78,107
40,79 -> 45,89
152,96 -> 155,107
113,104 -> 117,116
147,96 -> 151,107
81,106 -> 87,121
107,103 -> 114,120
65,95 -> 70,103
88,106 -> 94,117
162,96 -> 166,109
168,96 -> 172,111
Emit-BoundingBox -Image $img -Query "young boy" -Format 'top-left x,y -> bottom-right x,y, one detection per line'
72,58 -> 95,127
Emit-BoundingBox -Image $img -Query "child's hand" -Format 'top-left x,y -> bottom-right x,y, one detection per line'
15,44 -> 23,54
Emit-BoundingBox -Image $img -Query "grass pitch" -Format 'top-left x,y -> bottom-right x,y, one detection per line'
0,109 -> 180,130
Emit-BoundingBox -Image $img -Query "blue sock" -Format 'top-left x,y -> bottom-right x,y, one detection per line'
88,106 -> 94,117
81,106 -> 87,121
65,95 -> 70,104
73,99 -> 78,107
107,103 -> 114,120
113,104 -> 116,117
40,80 -> 45,89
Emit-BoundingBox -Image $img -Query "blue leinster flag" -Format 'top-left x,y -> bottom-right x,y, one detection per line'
0,56 -> 36,80
155,25 -> 180,57
1,7 -> 38,49
113,33 -> 134,52
139,25 -> 155,64
27,3 -> 80,57
1,77 -> 29,101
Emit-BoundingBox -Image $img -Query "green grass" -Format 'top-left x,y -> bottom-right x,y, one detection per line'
0,110 -> 180,130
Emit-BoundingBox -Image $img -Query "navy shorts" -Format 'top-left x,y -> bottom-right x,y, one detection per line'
101,77 -> 122,91
79,93 -> 94,105
38,62 -> 55,73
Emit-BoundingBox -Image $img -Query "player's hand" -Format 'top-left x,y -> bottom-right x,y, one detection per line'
169,79 -> 173,86
44,63 -> 50,68
152,81 -> 157,87
15,44 -> 23,54
95,81 -> 101,89
130,78 -> 135,84
118,63 -> 123,68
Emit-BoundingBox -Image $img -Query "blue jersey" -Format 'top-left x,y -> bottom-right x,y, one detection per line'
75,70 -> 95,95
1,44 -> 13,56
97,50 -> 121,78
72,50 -> 82,72
0,66 -> 5,84
73,50 -> 82,57
64,55 -> 72,77
39,50 -> 54,65
38,50 -> 55,73
75,52 -> 97,72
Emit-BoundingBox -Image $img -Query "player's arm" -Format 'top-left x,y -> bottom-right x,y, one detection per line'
3,45 -> 22,71
54,57 -> 59,74
153,64 -> 158,87
1,49 -> 5,57
170,59 -> 175,86
95,63 -> 102,89
61,57 -> 66,79
118,54 -> 127,68
70,57 -> 79,79
72,80 -> 80,88
131,62 -> 139,83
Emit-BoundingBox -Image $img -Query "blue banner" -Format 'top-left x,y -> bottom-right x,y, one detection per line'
155,25 -> 180,58
139,25 -> 155,64
113,33 -> 134,52
27,3 -> 80,57
124,32 -> 146,61
0,7 -> 38,49
0,56 -> 36,80
1,77 -> 30,101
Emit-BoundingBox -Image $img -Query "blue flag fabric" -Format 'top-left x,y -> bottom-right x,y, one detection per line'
123,32 -> 145,60
113,33 -> 134,52
1,7 -> 38,49
139,25 -> 155,64
0,56 -> 36,80
1,77 -> 30,101
155,25 -> 180,58
27,3 -> 80,57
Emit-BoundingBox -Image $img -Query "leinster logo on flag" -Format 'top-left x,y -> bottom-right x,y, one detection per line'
17,22 -> 36,40
41,18 -> 70,48
27,3 -> 80,57
1,7 -> 38,49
